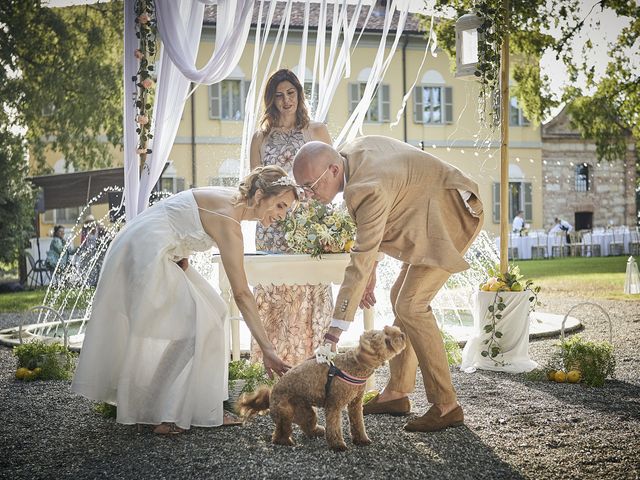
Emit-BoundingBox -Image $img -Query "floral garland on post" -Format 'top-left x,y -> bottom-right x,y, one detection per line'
473,0 -> 507,129
133,0 -> 158,173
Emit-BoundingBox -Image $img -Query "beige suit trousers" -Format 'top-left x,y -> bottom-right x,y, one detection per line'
386,189 -> 483,404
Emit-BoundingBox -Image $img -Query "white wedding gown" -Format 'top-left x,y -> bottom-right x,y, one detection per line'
71,190 -> 230,429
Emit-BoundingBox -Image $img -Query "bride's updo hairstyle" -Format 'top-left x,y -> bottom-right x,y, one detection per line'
235,165 -> 300,206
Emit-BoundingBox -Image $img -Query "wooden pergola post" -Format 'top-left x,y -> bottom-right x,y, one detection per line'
499,0 -> 510,275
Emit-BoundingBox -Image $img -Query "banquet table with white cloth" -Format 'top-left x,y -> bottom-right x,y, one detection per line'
495,227 -> 636,259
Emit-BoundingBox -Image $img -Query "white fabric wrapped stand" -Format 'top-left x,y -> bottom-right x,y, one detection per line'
460,291 -> 538,374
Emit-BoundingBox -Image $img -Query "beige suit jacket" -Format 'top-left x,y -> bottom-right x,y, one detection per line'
334,136 -> 483,322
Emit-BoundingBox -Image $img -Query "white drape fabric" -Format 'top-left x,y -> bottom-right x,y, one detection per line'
460,291 -> 539,373
124,0 -> 254,219
125,0 -> 431,213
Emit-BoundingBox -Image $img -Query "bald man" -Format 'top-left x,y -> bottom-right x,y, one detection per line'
293,136 -> 483,432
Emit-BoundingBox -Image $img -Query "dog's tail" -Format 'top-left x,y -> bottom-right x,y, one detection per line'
236,385 -> 272,421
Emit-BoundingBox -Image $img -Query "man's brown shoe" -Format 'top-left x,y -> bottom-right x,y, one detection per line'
362,393 -> 411,416
403,405 -> 464,432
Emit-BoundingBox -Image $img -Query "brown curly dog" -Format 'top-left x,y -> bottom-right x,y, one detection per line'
237,326 -> 406,451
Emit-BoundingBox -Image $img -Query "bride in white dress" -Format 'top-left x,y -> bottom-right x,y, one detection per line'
71,166 -> 297,433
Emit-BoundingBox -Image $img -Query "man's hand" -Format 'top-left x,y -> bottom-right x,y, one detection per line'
176,257 -> 189,271
359,267 -> 377,309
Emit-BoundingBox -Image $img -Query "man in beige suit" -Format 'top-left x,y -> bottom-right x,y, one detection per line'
293,136 -> 483,432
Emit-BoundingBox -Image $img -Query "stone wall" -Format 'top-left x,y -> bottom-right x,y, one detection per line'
541,108 -> 637,230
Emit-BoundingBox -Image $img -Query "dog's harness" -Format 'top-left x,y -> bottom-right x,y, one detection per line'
324,364 -> 368,404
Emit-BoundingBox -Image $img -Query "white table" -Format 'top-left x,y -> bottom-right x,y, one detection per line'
495,234 -> 550,260
212,253 -> 374,362
583,229 -> 631,256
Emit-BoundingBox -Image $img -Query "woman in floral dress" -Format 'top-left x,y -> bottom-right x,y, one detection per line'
249,68 -> 333,365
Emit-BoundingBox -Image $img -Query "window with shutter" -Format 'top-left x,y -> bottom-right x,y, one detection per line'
381,84 -> 390,122
414,86 -> 424,124
492,182 -> 500,224
209,83 -> 221,119
444,87 -> 453,124
524,182 -> 532,221
348,83 -> 359,114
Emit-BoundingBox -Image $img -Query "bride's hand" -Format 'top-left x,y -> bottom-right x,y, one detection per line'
262,348 -> 291,378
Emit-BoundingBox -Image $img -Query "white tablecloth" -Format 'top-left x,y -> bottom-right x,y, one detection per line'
582,229 -> 631,256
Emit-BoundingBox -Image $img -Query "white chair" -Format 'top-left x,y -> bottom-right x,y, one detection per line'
629,228 -> 640,256
608,228 -> 624,256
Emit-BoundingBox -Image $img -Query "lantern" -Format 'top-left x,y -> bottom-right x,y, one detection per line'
455,13 -> 482,77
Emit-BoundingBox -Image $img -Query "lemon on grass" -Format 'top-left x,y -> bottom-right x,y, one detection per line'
566,370 -> 582,384
546,370 -> 557,381
554,371 -> 567,383
33,367 -> 43,378
15,367 -> 30,380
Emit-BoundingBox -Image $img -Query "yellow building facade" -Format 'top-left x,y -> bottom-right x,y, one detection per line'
39,12 -> 542,238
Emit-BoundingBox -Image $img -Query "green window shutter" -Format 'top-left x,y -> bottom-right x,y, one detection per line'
348,83 -> 360,114
381,84 -> 390,122
444,86 -> 453,124
492,182 -> 500,224
209,83 -> 221,119
524,182 -> 533,222
176,177 -> 186,192
242,80 -> 251,119
414,86 -> 424,124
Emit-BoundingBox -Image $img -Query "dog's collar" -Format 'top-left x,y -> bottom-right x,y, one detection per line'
324,364 -> 368,405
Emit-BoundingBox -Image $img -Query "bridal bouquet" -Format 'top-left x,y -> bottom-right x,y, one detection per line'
281,200 -> 356,258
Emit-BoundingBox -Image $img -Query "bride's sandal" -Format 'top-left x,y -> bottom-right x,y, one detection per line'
153,423 -> 186,435
222,411 -> 243,427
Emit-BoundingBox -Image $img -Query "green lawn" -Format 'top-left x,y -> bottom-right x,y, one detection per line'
0,288 -> 47,313
0,256 -> 637,313
515,256 -> 638,300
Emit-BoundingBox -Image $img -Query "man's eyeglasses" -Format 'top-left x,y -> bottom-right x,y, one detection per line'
301,167 -> 329,195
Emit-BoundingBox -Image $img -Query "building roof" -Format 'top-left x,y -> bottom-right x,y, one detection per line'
27,168 -> 124,210
203,1 -> 426,34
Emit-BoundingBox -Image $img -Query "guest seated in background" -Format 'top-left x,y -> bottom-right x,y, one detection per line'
45,225 -> 76,272
512,211 -> 525,234
549,217 -> 573,243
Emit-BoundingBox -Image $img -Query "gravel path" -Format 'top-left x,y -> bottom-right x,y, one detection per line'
1,296 -> 639,480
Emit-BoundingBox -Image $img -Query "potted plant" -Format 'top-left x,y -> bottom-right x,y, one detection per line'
545,335 -> 616,387
227,360 -> 274,405
13,340 -> 75,381
460,264 -> 540,373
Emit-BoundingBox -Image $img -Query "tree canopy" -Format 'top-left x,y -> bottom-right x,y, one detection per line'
430,0 -> 639,164
0,0 -> 124,173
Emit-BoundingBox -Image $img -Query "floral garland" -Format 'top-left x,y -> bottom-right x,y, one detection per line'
281,200 -> 356,259
133,0 -> 158,170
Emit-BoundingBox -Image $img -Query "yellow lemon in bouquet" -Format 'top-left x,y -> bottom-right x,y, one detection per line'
554,371 -> 567,383
566,370 -> 582,384
344,240 -> 354,252
510,282 -> 523,292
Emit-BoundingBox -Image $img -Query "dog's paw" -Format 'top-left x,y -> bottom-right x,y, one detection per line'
352,436 -> 371,446
310,426 -> 325,438
272,435 -> 294,447
329,442 -> 348,452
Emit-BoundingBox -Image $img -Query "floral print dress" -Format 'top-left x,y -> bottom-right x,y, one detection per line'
251,127 -> 333,365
